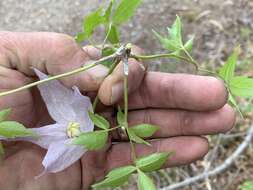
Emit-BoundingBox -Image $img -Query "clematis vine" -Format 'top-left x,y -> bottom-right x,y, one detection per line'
0,69 -> 94,174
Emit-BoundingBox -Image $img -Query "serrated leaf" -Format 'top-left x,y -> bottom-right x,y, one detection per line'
88,111 -> 109,129
107,24 -> 120,44
0,108 -> 11,122
153,30 -> 181,52
92,165 -> 136,188
113,0 -> 142,24
117,106 -> 125,126
135,152 -> 172,172
167,15 -> 182,45
72,130 -> 108,150
219,48 -> 239,83
137,170 -> 156,190
128,129 -> 150,146
130,124 -> 159,138
239,180 -> 253,190
184,37 -> 194,52
230,76 -> 253,98
0,121 -> 35,138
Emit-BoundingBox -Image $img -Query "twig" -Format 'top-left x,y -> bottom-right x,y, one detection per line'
160,123 -> 253,190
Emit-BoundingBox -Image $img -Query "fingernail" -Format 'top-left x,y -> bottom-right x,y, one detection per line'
111,82 -> 123,104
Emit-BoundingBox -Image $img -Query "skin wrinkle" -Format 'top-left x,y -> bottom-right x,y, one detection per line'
0,33 -> 19,69
161,75 -> 179,108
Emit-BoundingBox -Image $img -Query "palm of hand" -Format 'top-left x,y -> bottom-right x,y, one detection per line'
0,32 -> 235,190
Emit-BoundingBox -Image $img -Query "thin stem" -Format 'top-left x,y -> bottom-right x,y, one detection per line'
92,96 -> 100,111
131,53 -> 199,69
104,126 -> 121,132
123,74 -> 128,124
123,66 -> 137,161
0,53 -> 117,97
102,22 -> 112,49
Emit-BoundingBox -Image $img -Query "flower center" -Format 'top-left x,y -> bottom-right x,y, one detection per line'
67,122 -> 81,138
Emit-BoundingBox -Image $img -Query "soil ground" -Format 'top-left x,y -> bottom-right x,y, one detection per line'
1,0 -> 253,189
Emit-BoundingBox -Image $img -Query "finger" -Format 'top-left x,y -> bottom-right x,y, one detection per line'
106,136 -> 208,171
126,104 -> 235,138
82,45 -> 101,60
98,45 -> 147,105
127,72 -> 228,111
0,67 -> 36,126
0,32 -> 108,91
0,143 -> 81,190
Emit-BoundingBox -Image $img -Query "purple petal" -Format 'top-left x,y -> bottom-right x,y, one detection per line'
34,69 -> 94,133
29,124 -> 67,149
34,69 -> 79,123
42,139 -> 86,173
72,87 -> 94,133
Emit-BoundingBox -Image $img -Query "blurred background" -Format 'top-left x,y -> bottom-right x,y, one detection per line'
1,0 -> 253,189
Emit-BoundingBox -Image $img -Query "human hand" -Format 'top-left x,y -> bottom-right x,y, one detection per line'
0,32 -> 235,190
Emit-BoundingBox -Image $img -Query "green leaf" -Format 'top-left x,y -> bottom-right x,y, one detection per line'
135,152 -> 172,172
168,15 -> 182,45
0,108 -> 11,122
100,47 -> 116,67
228,93 -> 243,117
113,0 -> 142,24
0,121 -> 35,138
130,124 -> 159,138
117,106 -> 125,126
76,7 -> 105,42
184,37 -> 194,52
153,30 -> 181,52
75,32 -> 87,43
219,48 -> 239,83
92,165 -> 136,188
230,76 -> 253,98
127,129 -> 150,146
137,170 -> 156,190
104,0 -> 114,22
240,180 -> 253,190
72,130 -> 108,150
88,112 -> 109,129
107,24 -> 120,44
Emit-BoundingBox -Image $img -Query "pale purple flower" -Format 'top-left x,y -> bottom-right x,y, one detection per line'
1,69 -> 94,173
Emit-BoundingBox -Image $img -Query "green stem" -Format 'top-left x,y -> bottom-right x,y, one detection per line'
103,126 -> 121,132
131,53 -> 199,69
123,71 -> 137,161
123,74 -> 128,124
0,53 -> 117,97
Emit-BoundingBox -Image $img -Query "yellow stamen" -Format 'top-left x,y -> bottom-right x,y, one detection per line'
67,122 -> 81,138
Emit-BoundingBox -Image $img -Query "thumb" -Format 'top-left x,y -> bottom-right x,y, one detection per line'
98,46 -> 147,105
